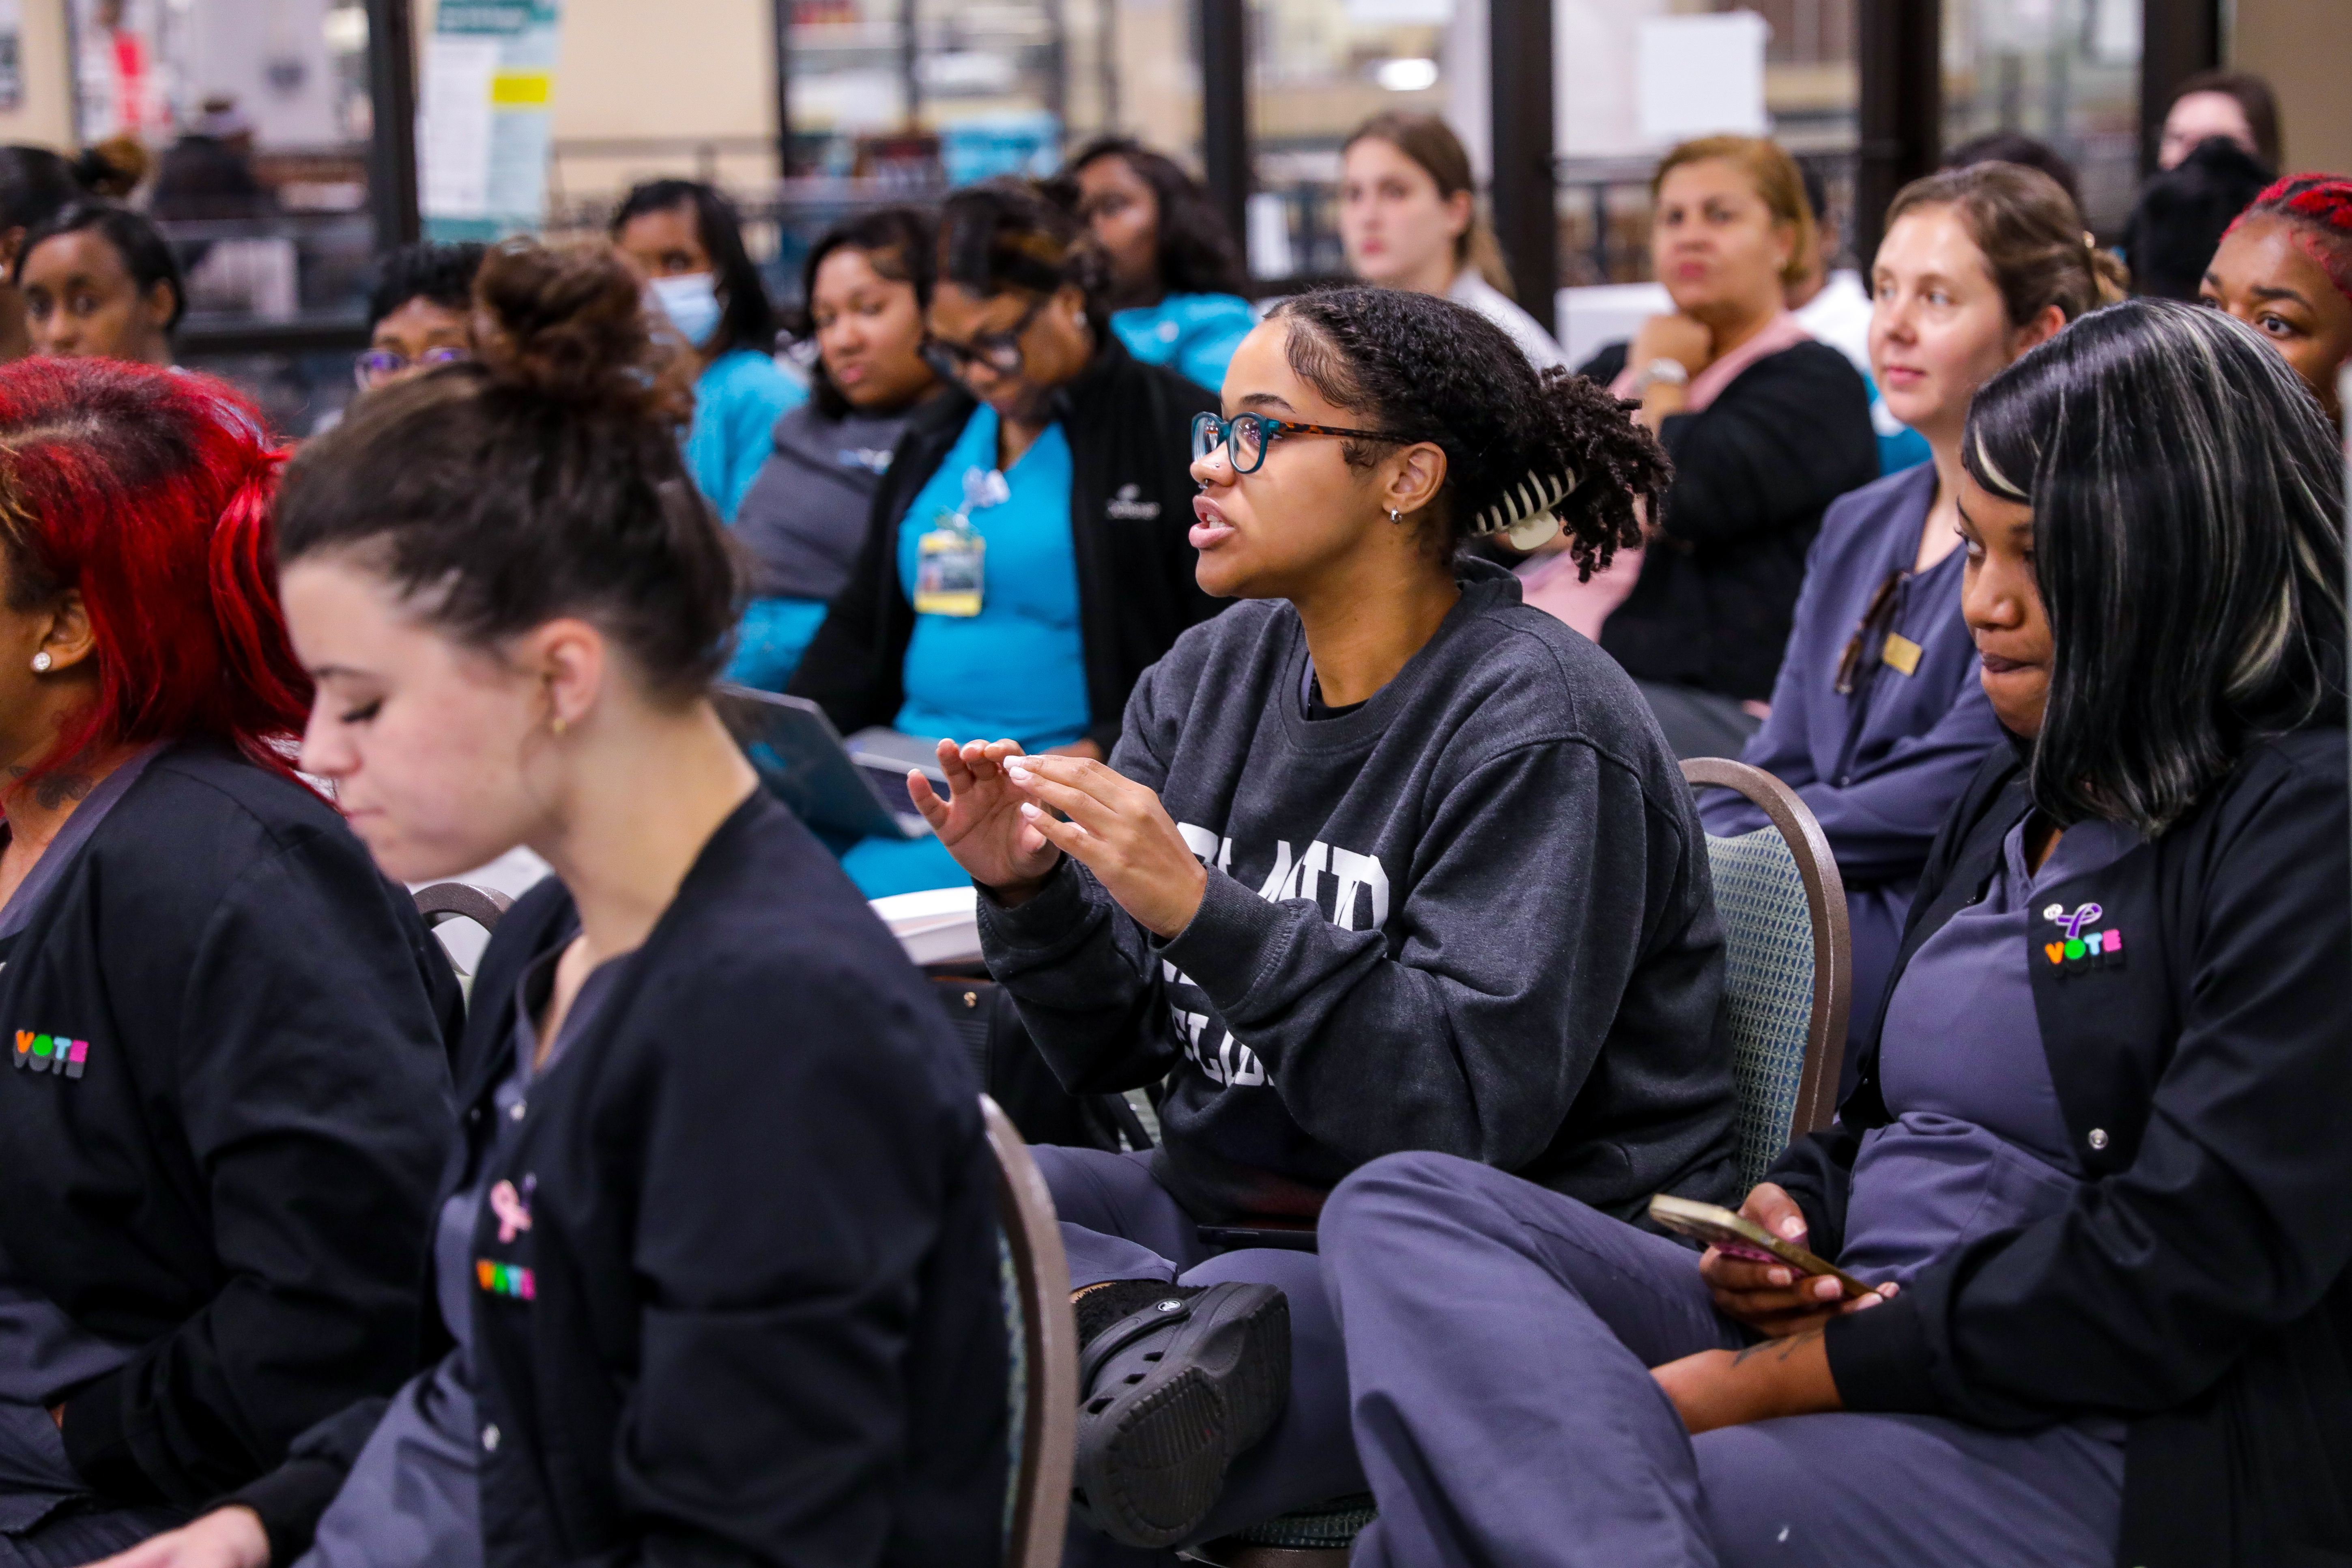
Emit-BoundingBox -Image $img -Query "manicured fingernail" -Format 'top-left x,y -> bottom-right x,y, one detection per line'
1856,1290 -> 1886,1310
1767,1267 -> 1791,1286
1779,1217 -> 1805,1239
1019,802 -> 1041,818
1815,1278 -> 1840,1299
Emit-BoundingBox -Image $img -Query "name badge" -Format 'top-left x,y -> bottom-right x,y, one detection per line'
1881,632 -> 1923,677
913,467 -> 1010,618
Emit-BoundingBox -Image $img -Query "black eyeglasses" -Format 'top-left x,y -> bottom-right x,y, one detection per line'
920,293 -> 1053,381
1190,411 -> 1404,475
355,345 -> 471,388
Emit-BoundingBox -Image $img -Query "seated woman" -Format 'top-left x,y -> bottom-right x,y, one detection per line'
355,241 -> 486,394
610,178 -> 804,521
790,177 -> 1218,897
0,146 -> 126,365
1705,162 -> 2124,1059
0,359 -> 457,1558
17,201 -> 183,366
921,286 -> 1737,1555
1314,299 -> 2350,1566
2199,172 -> 2352,421
1338,111 -> 1567,369
1061,137 -> 1256,393
99,240 -> 1009,1568
727,206 -> 944,691
1561,136 -> 1879,759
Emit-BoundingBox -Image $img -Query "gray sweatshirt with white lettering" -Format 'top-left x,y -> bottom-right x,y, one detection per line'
977,559 -> 1737,1223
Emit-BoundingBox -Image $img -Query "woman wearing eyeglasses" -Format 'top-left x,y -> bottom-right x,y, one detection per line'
352,242 -> 486,396
789,176 -> 1218,897
1701,162 -> 2125,1066
921,286 -> 1738,1559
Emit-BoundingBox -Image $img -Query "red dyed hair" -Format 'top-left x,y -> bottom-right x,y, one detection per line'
0,358 -> 309,793
2227,172 -> 2352,303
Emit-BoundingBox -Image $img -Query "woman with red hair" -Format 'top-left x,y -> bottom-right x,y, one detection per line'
0,358 -> 456,1561
2200,173 -> 2352,420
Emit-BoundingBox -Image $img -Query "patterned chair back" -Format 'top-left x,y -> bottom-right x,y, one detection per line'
1681,759 -> 1852,1191
983,1095 -> 1080,1568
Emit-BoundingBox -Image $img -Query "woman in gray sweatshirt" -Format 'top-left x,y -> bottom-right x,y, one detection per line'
905,285 -> 1740,1559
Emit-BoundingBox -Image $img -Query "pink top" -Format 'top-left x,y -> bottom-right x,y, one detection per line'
1521,312 -> 1817,641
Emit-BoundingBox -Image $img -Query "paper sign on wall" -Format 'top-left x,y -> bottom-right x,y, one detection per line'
419,0 -> 561,239
1636,11 -> 1767,146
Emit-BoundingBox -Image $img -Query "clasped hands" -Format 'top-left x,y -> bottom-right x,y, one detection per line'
911,739 -> 1208,940
1650,1181 -> 1896,1435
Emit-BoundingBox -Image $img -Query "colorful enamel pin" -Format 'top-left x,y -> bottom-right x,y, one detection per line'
2040,901 -> 2124,974
13,1031 -> 88,1078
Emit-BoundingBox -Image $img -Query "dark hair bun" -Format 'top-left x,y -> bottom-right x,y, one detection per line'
473,237 -> 691,421
71,136 -> 148,200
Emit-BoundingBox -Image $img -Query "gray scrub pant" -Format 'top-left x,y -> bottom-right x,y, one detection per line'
1032,1146 -> 1366,1568
1322,1151 -> 2124,1568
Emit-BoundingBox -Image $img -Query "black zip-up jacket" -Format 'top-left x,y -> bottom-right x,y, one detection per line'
789,337 -> 1220,756
1585,339 -> 1878,701
242,792 -> 1009,1567
0,740 -> 460,1508
1773,732 -> 2352,1566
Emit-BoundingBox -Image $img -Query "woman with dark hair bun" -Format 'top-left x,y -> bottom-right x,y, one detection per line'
1305,300 -> 2350,1568
727,205 -> 944,690
923,285 -> 1736,1556
789,175 -> 1217,896
94,238 -> 1010,1568
611,178 -> 804,521
1062,136 -> 1255,392
17,201 -> 183,366
0,358 -> 458,1563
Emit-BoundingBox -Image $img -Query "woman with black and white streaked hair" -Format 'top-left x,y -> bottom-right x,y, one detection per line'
913,283 -> 1742,1558
1305,298 -> 2351,1568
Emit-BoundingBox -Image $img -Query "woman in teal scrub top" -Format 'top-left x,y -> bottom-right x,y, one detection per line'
613,178 -> 805,521
789,177 -> 1218,897
1061,138 -> 1256,394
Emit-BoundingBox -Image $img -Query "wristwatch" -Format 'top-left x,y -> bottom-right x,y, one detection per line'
1630,357 -> 1691,398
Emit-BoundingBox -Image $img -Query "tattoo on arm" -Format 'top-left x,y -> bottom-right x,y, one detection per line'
1733,1326 -> 1825,1366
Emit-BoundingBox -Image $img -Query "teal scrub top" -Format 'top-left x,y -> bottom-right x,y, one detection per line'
687,348 -> 806,523
893,403 -> 1091,753
1111,292 -> 1256,394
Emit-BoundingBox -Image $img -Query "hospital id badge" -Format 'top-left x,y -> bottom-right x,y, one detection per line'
915,523 -> 985,617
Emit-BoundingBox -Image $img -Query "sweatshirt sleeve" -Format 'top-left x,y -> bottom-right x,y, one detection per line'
1157,738 -> 1697,1171
60,831 -> 452,1507
1825,751 -> 2352,1426
1655,351 -> 1876,549
787,449 -> 912,736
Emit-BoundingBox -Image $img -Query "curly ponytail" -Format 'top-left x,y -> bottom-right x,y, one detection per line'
1265,286 -> 1671,578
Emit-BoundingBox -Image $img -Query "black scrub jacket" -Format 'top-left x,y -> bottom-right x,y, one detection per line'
1780,730 -> 2352,1567
0,738 -> 460,1508
239,789 -> 1010,1568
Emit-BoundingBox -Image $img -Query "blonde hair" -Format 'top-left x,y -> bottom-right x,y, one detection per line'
1344,110 -> 1516,298
1651,136 -> 1815,286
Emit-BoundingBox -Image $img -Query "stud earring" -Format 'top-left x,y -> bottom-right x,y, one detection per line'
1388,507 -> 1404,525
30,652 -> 50,673
550,712 -> 568,736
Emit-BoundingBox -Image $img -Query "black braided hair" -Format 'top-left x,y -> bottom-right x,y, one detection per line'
1265,286 -> 1670,578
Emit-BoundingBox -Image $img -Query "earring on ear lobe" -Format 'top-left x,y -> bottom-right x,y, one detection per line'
550,712 -> 568,736
1388,507 -> 1404,525
30,652 -> 50,673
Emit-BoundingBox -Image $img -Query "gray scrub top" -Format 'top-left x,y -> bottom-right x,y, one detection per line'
300,940 -> 621,1568
0,748 -> 165,1532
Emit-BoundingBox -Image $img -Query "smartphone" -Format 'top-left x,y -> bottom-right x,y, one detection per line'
1649,1193 -> 1877,1300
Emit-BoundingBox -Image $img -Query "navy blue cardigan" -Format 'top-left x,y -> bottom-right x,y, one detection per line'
1779,732 -> 2352,1566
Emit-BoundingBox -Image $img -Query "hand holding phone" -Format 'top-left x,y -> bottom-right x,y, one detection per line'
1651,1193 -> 1876,1300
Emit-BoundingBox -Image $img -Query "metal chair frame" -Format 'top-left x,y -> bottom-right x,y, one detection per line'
1681,757 -> 1852,1145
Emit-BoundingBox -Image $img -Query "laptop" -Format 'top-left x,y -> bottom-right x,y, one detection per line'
714,686 -> 944,842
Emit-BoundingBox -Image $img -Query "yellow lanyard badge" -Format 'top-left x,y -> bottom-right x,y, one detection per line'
914,466 -> 1009,618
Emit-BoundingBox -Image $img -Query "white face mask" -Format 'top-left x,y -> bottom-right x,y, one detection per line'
648,271 -> 722,348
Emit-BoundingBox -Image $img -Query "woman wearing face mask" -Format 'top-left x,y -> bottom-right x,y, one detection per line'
2199,173 -> 2352,422
1570,136 -> 1878,760
0,359 -> 458,1565
1703,162 -> 2127,1062
17,202 -> 183,368
611,179 -> 804,522
1311,299 -> 2350,1568
1338,111 -> 1567,370
91,239 -> 1009,1568
1061,137 -> 1255,394
789,177 -> 1217,897
725,207 -> 943,692
926,288 -> 1735,1558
